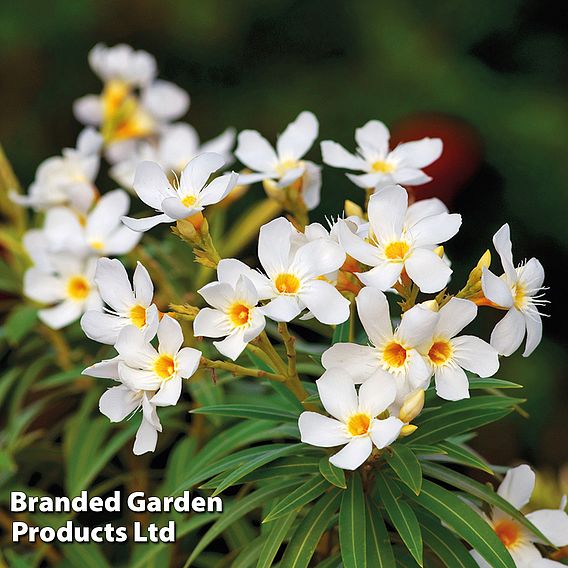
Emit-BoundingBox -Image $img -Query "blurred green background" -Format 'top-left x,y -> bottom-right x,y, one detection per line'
1,0 -> 567,471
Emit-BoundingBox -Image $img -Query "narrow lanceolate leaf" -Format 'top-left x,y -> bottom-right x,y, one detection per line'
416,511 -> 478,568
332,319 -> 350,344
434,441 -> 494,474
339,473 -> 366,568
280,489 -> 341,568
411,479 -> 515,568
211,444 -> 303,496
319,456 -> 347,489
376,473 -> 423,567
257,510 -> 298,568
467,378 -> 522,390
185,479 -> 301,567
365,499 -> 396,568
190,403 -> 299,422
263,475 -> 329,522
421,462 -> 552,545
386,445 -> 422,495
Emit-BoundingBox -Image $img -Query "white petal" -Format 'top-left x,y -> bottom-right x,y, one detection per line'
194,308 -> 231,338
99,385 -> 140,422
337,220 -> 380,267
405,197 -> 448,227
481,268 -> 514,308
158,123 -> 199,170
177,347 -> 201,378
119,363 -> 161,391
434,364 -> 470,401
525,509 -> 568,547
200,127 -> 236,159
490,307 -> 526,356
95,257 -> 135,312
276,111 -> 318,160
161,197 -> 200,220
405,248 -> 452,293
198,281 -> 235,311
133,415 -> 159,455
142,79 -> 189,121
73,94 -> 103,125
321,140 -> 367,170
217,258 -> 254,287
39,301 -> 83,329
214,330 -> 248,360
369,416 -> 403,449
258,217 -> 295,277
180,152 -> 225,195
355,120 -> 390,158
392,168 -> 432,186
356,287 -> 393,346
103,225 -> 142,256
262,295 -> 303,322
435,297 -> 477,338
300,280 -> 350,325
235,130 -> 278,173
199,171 -> 239,206
367,185 -> 407,243
518,257 -> 545,292
234,274 -> 260,307
410,212 -> 462,247
276,166 -> 304,188
389,138 -> 443,168
316,367 -> 358,422
82,356 -> 121,379
152,376 -> 182,407
358,373 -> 397,417
321,343 -> 378,384
522,307 -> 542,357
298,412 -> 350,447
115,325 -> 157,367
357,262 -> 403,291
87,189 -> 129,240
291,239 -> 345,280
121,213 -> 173,232
329,437 -> 373,470
397,304 -> 439,347
493,224 -> 516,283
133,262 -> 153,306
497,464 -> 535,509
346,172 -> 383,189
23,269 -> 64,303
158,315 -> 183,355
242,308 -> 265,342
80,310 -> 125,345
452,336 -> 499,377
133,161 -> 176,209
404,350 -> 433,390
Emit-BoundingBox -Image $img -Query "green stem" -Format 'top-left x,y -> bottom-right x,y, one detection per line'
199,357 -> 285,383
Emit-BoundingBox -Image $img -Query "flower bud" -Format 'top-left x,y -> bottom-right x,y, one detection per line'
344,199 -> 363,219
433,245 -> 445,258
399,389 -> 425,423
399,424 -> 418,437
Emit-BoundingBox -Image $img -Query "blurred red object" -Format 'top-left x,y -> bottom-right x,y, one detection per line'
391,114 -> 482,205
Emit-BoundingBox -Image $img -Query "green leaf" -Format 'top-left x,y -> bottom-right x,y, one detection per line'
3,305 -> 38,345
339,472 -> 366,568
386,445 -> 422,495
185,479 -> 301,567
279,489 -> 341,568
433,441 -> 494,474
332,320 -> 350,344
237,456 -> 321,484
416,511 -> 478,568
319,456 -> 347,489
421,462 -> 552,545
365,499 -> 396,568
376,473 -> 423,566
315,554 -> 342,567
61,542 -> 111,568
211,444 -> 303,496
264,475 -> 329,522
190,404 -> 299,422
257,510 -> 298,568
467,378 -> 522,389
410,479 -> 515,568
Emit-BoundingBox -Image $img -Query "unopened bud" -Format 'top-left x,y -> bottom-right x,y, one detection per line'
433,245 -> 445,258
477,249 -> 491,270
399,389 -> 425,423
399,424 -> 418,437
344,199 -> 363,218
421,300 -> 439,312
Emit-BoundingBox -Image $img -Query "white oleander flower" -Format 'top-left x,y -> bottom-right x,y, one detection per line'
110,123 -> 236,189
471,465 -> 568,568
481,224 -> 547,358
418,298 -> 499,401
42,189 -> 141,256
338,185 -> 461,293
115,315 -> 201,407
81,258 -> 159,345
321,119 -> 442,189
11,128 -> 101,212
322,287 -> 438,406
24,255 -> 102,329
298,368 -> 403,470
235,111 -> 321,210
121,153 -> 238,232
193,259 -> 265,360
232,217 -> 349,325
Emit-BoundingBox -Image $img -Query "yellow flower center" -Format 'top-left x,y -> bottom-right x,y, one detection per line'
102,80 -> 130,117
228,302 -> 251,327
129,304 -> 147,328
428,340 -> 453,366
347,413 -> 371,437
153,354 -> 176,380
371,160 -> 395,173
383,341 -> 407,368
89,239 -> 105,251
494,520 -> 522,549
66,275 -> 90,301
182,194 -> 197,208
275,273 -> 301,295
384,241 -> 410,261
513,283 -> 526,309
275,159 -> 300,177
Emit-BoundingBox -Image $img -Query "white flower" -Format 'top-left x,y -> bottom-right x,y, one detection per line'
471,465 -> 568,568
418,298 -> 499,401
193,259 -> 265,360
11,128 -> 101,212
42,189 -> 142,256
24,255 -> 102,329
232,217 -> 349,325
110,123 -> 236,189
321,119 -> 442,189
322,287 -> 438,406
481,224 -> 546,358
121,153 -> 238,232
116,315 -> 201,407
298,368 -> 403,470
338,185 -> 461,293
81,258 -> 159,345
235,111 -> 321,210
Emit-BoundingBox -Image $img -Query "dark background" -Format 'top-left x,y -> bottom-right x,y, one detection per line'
1,0 -> 567,480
